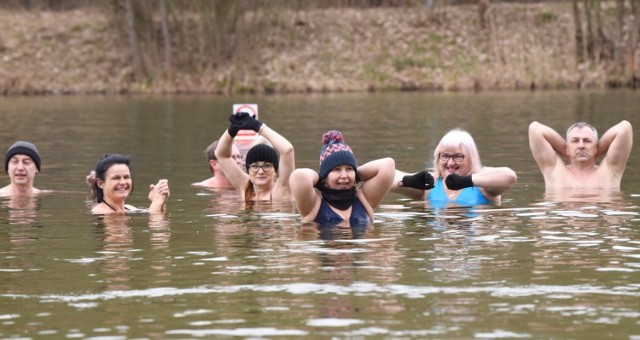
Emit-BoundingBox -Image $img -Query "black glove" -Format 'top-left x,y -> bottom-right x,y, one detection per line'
445,173 -> 474,190
400,171 -> 434,190
231,111 -> 263,133
227,115 -> 241,137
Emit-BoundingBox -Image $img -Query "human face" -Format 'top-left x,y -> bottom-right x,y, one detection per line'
248,162 -> 275,186
7,154 -> 38,186
98,164 -> 132,202
566,127 -> 597,164
325,165 -> 356,190
231,145 -> 244,168
438,148 -> 471,177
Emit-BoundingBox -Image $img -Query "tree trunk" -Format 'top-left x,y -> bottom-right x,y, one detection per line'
630,0 -> 639,83
583,0 -> 597,62
595,0 -> 611,61
159,0 -> 172,81
573,0 -> 586,63
478,0 -> 489,30
122,0 -> 144,81
613,0 -> 624,75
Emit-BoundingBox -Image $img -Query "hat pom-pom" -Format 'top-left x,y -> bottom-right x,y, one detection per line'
322,130 -> 344,145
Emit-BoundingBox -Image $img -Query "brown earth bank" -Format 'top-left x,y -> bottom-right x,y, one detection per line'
0,3 -> 638,95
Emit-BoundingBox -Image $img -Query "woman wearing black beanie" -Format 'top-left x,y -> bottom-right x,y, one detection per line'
215,112 -> 295,202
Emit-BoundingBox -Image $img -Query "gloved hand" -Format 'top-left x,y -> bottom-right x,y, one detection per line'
230,111 -> 263,134
399,171 -> 435,190
227,114 -> 241,137
445,173 -> 474,190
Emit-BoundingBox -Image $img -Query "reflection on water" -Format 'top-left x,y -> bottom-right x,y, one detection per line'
0,90 -> 639,338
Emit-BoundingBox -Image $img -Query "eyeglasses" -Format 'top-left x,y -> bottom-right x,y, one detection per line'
248,163 -> 273,173
438,153 -> 465,162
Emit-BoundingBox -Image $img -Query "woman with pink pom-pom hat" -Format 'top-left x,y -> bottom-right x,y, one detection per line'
289,130 -> 395,226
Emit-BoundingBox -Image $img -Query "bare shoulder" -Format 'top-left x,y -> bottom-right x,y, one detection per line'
191,180 -> 208,187
91,204 -> 111,214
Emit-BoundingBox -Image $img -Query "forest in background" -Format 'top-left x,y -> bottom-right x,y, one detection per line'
0,0 -> 638,95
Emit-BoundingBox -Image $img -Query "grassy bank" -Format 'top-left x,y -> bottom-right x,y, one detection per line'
0,2 -> 636,95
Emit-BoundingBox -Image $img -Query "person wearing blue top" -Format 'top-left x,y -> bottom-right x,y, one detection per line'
289,130 -> 395,226
391,128 -> 517,206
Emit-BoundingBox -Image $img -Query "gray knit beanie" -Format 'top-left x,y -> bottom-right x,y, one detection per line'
4,141 -> 41,173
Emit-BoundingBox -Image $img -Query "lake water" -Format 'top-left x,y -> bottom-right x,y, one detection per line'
1,90 -> 639,338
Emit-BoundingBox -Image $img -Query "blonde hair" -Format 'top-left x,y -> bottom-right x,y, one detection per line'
432,128 -> 482,178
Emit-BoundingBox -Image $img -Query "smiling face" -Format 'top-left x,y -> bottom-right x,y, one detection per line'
97,164 -> 132,203
7,154 -> 38,187
248,161 -> 276,187
325,165 -> 356,190
432,129 -> 482,179
565,126 -> 598,165
437,148 -> 472,178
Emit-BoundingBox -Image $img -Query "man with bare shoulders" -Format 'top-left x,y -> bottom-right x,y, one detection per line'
528,120 -> 633,190
192,140 -> 244,189
0,141 -> 44,196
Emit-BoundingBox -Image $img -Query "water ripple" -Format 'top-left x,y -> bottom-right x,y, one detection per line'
2,282 -> 639,304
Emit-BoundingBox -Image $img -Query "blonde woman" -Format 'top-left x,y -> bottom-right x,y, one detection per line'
392,128 -> 516,205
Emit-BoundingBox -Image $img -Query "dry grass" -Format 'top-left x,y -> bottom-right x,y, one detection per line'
0,3 -> 633,95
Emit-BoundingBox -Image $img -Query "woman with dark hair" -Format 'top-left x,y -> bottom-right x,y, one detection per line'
215,112 -> 295,202
289,130 -> 395,226
89,154 -> 170,214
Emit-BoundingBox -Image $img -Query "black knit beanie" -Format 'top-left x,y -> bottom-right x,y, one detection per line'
318,131 -> 358,182
245,144 -> 279,173
5,141 -> 41,173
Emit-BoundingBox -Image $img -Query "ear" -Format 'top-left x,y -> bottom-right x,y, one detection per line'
97,179 -> 104,189
209,160 -> 218,170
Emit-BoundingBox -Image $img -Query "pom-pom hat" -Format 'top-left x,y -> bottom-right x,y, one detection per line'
318,131 -> 358,182
4,141 -> 41,173
245,143 -> 279,173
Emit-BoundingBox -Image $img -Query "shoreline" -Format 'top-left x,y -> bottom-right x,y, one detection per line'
1,3 -> 638,96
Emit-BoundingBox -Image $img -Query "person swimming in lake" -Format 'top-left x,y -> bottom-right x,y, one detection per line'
528,120 -> 632,190
89,154 -> 170,214
391,128 -> 516,206
214,111 -> 295,202
289,130 -> 395,226
0,141 -> 48,197
192,139 -> 244,189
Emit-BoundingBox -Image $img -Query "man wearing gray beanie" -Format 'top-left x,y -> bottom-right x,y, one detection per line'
0,141 -> 44,196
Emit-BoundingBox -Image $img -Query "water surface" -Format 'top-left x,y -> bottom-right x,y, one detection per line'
0,90 -> 639,338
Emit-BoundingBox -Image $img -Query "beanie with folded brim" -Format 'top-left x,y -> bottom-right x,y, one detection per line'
245,143 -> 279,173
317,130 -> 358,183
4,141 -> 41,173
318,150 -> 358,183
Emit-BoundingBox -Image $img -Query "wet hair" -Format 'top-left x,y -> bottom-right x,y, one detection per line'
566,122 -> 598,141
91,154 -> 133,203
432,128 -> 482,179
